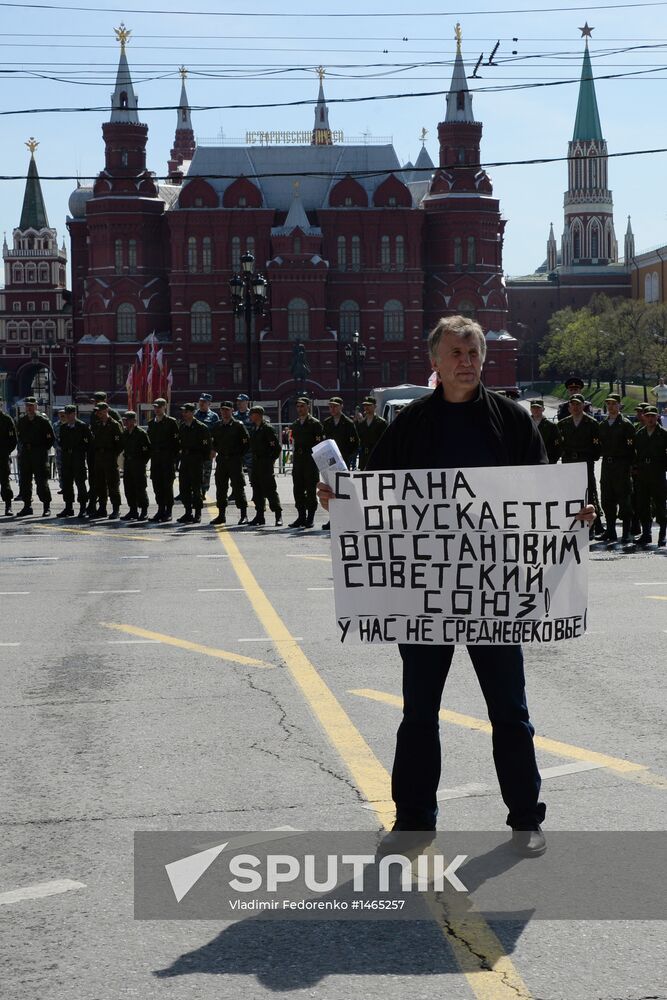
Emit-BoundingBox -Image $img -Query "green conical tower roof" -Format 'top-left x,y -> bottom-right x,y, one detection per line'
19,146 -> 49,231
572,43 -> 603,141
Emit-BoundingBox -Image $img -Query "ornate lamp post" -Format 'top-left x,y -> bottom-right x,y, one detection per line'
229,251 -> 268,401
343,330 -> 366,410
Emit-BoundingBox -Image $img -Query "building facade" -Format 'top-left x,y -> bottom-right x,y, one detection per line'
65,25 -> 516,415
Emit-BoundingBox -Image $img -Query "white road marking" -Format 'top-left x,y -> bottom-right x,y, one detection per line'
197,588 -> 244,592
539,761 -> 604,779
633,582 -> 667,586
10,556 -> 58,561
286,554 -> 331,561
307,587 -> 334,591
0,879 -> 86,906
0,642 -> 20,647
0,592 -> 30,595
121,556 -> 149,560
106,639 -> 161,645
87,590 -> 141,594
237,637 -> 304,643
196,554 -> 229,559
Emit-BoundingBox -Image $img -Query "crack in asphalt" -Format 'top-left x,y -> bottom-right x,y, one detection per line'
296,754 -> 367,804
238,670 -> 299,745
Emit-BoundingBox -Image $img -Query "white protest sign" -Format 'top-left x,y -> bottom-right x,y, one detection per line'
330,464 -> 589,645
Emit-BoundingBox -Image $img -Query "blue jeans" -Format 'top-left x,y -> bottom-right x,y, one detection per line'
393,643 -> 545,830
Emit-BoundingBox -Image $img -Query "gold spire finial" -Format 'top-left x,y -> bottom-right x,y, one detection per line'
455,22 -> 462,52
25,137 -> 39,155
179,65 -> 188,80
114,23 -> 131,51
315,65 -> 326,82
420,127 -> 428,145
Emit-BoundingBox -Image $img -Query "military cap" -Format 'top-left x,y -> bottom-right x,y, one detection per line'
328,396 -> 344,406
93,391 -> 108,401
644,405 -> 659,415
362,396 -> 376,405
605,393 -> 621,403
95,401 -> 109,411
153,397 -> 167,407
123,410 -> 137,419
199,393 -> 212,402
24,396 -> 37,404
569,393 -> 585,404
529,399 -> 545,408
565,376 -> 584,389
236,393 -> 249,401
249,405 -> 265,415
297,396 -> 311,406
220,400 -> 234,410
64,404 -> 77,414
181,402 -> 196,412
635,402 -> 648,411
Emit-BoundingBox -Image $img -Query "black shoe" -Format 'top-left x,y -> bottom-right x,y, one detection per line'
288,517 -> 305,528
77,506 -> 88,519
150,510 -> 162,522
322,521 -> 330,531
599,530 -> 617,543
376,822 -> 436,859
177,512 -> 194,524
159,512 -> 172,523
238,510 -> 248,525
192,511 -> 202,523
275,512 -> 283,527
96,507 -> 108,519
248,514 -> 265,526
57,508 -> 74,518
120,511 -> 136,521
658,533 -> 666,547
4,504 -> 13,517
635,533 -> 652,547
304,516 -> 315,529
137,509 -> 148,522
211,512 -> 227,525
511,826 -> 547,858
42,505 -> 51,517
174,494 -> 181,502
16,506 -> 33,518
107,508 -> 120,520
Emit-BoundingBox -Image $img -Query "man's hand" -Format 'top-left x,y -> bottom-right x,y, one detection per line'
573,504 -> 595,524
317,481 -> 334,511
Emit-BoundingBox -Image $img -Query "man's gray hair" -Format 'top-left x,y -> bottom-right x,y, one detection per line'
427,315 -> 487,363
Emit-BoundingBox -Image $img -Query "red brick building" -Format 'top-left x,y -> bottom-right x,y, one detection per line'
66,26 -> 516,416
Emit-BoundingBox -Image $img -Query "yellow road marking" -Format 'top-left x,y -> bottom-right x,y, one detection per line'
37,525 -> 162,543
214,525 -> 533,1000
99,622 -> 273,668
351,688 -> 666,787
645,595 -> 667,601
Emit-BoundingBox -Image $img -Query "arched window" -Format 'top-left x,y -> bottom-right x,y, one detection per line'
114,239 -> 123,273
651,272 -> 660,302
453,237 -> 462,267
380,235 -> 391,269
128,239 -> 137,271
645,274 -> 654,301
246,236 -> 255,257
202,237 -> 212,273
19,322 -> 30,341
231,236 -> 241,270
339,300 -> 360,341
32,321 -> 44,343
121,150 -> 128,167
25,263 -> 36,283
44,320 -> 56,341
116,303 -> 136,341
187,237 -> 197,273
395,235 -> 405,270
234,313 -> 255,343
590,224 -> 600,260
287,298 -> 309,340
572,224 -> 581,260
350,235 -> 361,271
293,237 -> 302,254
120,91 -> 128,109
7,322 -> 18,341
337,236 -> 346,269
191,301 -> 212,342
467,236 -> 476,266
38,263 -> 49,282
383,300 -> 404,341
12,263 -> 23,283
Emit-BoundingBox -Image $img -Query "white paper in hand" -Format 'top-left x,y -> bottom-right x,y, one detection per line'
312,439 -> 348,487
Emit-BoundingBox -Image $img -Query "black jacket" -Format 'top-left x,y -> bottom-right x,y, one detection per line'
0,411 -> 18,455
367,384 -> 547,471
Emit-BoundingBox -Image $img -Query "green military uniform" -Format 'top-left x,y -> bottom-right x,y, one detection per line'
17,409 -> 55,512
557,412 -> 602,523
121,424 -> 151,518
59,417 -> 91,516
633,422 -> 667,545
322,412 -> 360,467
290,412 -> 324,525
533,417 -> 560,464
178,415 -> 211,521
87,401 -> 121,512
147,412 -> 180,520
0,410 -> 17,513
358,414 -> 388,470
211,416 -> 249,520
598,414 -> 635,540
249,417 -> 282,523
91,417 -> 123,516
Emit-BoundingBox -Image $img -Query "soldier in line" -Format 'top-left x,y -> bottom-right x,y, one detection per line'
321,396 -> 360,531
147,398 -> 180,523
177,403 -> 211,524
52,408 -> 67,495
289,397 -> 324,529
529,399 -> 560,463
210,401 -> 249,526
195,393 -> 219,500
87,390 -> 122,516
630,403 -> 649,534
597,393 -> 636,543
0,405 -> 17,516
57,404 -> 90,518
233,393 -> 253,472
633,405 -> 667,547
247,405 -> 283,527
16,396 -> 55,518
556,376 -> 592,421
357,396 -> 388,471
90,402 -> 123,519
121,411 -> 151,521
557,393 -> 604,536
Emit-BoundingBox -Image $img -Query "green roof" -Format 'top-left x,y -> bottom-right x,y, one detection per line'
19,154 -> 49,230
572,44 -> 603,141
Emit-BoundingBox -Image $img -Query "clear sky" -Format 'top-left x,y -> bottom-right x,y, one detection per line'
1,0 -> 666,278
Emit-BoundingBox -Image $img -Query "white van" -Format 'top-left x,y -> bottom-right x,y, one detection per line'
371,384 -> 433,423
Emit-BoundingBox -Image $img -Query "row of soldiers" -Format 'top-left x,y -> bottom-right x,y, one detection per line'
530,392 -> 667,546
0,392 -> 389,529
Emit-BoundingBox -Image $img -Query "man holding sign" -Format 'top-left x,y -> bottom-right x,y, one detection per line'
318,316 -> 594,858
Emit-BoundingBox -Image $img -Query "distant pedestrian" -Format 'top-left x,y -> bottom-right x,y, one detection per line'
650,377 -> 667,416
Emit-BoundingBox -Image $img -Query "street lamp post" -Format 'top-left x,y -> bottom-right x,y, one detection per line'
618,352 -> 626,398
229,252 -> 268,401
45,340 -> 57,417
343,330 -> 366,410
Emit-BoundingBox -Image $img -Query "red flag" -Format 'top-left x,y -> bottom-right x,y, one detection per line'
125,365 -> 134,412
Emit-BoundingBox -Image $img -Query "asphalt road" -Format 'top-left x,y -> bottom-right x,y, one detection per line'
0,471 -> 665,1000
